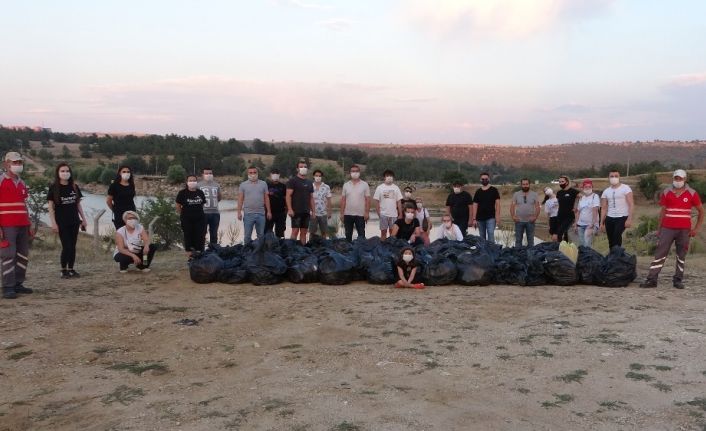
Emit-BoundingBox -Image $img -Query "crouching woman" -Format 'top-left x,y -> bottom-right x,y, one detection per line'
114,211 -> 156,273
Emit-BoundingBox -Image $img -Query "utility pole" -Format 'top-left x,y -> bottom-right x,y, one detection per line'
626,157 -> 630,177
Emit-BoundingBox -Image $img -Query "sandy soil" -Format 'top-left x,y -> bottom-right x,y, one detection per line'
2,249 -> 706,431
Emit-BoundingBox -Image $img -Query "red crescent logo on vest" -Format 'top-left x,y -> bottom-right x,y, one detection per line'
683,197 -> 689,203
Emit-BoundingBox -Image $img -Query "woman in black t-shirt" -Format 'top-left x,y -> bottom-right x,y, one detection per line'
176,175 -> 207,256
391,205 -> 422,245
106,165 -> 137,229
47,163 -> 88,278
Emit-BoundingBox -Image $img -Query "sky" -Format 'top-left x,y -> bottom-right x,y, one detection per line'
1,0 -> 705,145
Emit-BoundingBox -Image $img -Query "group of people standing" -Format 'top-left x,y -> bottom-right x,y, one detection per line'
0,149 -> 703,299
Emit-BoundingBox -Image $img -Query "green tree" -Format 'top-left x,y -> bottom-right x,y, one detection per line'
638,172 -> 660,200
61,145 -> 72,160
86,165 -> 104,183
100,167 -> 115,185
139,195 -> 182,249
38,148 -> 54,161
312,164 -> 344,187
442,171 -> 469,188
79,142 -> 92,158
25,176 -> 49,236
166,164 -> 187,184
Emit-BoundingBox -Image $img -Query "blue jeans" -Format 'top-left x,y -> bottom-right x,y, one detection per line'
577,225 -> 595,248
514,221 -> 535,247
243,213 -> 266,245
205,213 -> 220,246
477,218 -> 496,243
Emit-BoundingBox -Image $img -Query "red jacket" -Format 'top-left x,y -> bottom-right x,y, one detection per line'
0,175 -> 31,227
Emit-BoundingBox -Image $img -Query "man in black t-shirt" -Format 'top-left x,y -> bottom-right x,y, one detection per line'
472,172 -> 501,243
445,180 -> 473,236
555,175 -> 579,242
266,169 -> 288,238
286,161 -> 315,244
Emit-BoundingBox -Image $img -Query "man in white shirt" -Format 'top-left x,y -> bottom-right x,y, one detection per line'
373,169 -> 402,240
340,165 -> 370,242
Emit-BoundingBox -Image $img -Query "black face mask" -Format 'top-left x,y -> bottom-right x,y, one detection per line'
559,182 -> 568,189
480,179 -> 490,186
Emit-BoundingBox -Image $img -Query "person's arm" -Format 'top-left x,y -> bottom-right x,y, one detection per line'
286,188 -> 294,216
106,195 -> 114,211
625,191 -> 634,228
495,194 -> 501,225
510,197 -> 517,222
471,202 -> 478,226
326,195 -> 332,218
599,197 -> 608,231
397,266 -> 406,284
176,202 -> 182,214
309,192 -> 315,216
217,187 -> 223,202
532,197 -> 540,222
140,228 -> 151,254
364,194 -> 371,221
411,226 -> 422,242
238,190 -> 244,220
264,188 -> 272,220
445,205 -> 451,215
48,200 -> 59,233
390,223 -> 400,237
591,206 -> 599,231
691,203 -> 704,237
396,200 -> 403,220
375,198 -> 381,216
77,199 -> 88,229
340,194 -> 346,219
455,224 -> 464,241
407,267 -> 417,285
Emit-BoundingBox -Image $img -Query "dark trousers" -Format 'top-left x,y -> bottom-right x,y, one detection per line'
114,246 -> 157,270
266,211 -> 287,238
556,215 -> 574,242
605,216 -> 627,248
646,228 -> 690,282
205,213 -> 220,246
344,215 -> 366,242
58,223 -> 80,269
454,219 -> 469,237
181,215 -> 206,252
1,226 -> 29,288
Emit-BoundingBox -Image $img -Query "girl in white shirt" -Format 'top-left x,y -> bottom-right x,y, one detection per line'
437,214 -> 464,241
415,199 -> 432,246
543,187 -> 559,241
575,180 -> 600,248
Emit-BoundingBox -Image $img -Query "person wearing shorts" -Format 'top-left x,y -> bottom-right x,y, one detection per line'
373,169 -> 402,240
286,161 -> 315,244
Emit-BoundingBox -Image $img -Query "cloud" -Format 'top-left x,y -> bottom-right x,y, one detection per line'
319,18 -> 354,31
274,0 -> 332,10
402,0 -> 615,40
668,72 -> 706,87
560,119 -> 585,132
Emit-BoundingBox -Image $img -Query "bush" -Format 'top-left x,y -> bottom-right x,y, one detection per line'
139,194 -> 182,249
85,166 -> 104,183
311,164 -> 344,188
25,176 -> 49,235
166,164 -> 187,184
100,167 -> 114,185
638,173 -> 660,200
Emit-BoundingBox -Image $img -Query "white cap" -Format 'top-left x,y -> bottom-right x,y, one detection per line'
4,152 -> 23,162
673,169 -> 687,179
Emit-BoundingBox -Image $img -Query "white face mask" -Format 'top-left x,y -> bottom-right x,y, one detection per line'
271,174 -> 280,181
204,174 -> 214,182
126,219 -> 138,228
673,180 -> 685,189
10,165 -> 23,174
453,187 -> 461,194
416,202 -> 423,209
187,181 -> 198,189
404,192 -> 412,198
402,254 -> 413,263
405,212 -> 415,220
350,172 -> 360,179
298,167 -> 308,176
121,172 -> 131,181
609,177 -> 619,186
583,188 -> 593,195
384,176 -> 393,184
544,189 -> 553,196
59,171 -> 71,180
444,221 -> 453,228
248,174 -> 257,181
314,176 -> 322,183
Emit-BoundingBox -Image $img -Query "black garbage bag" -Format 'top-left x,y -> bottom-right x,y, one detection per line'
493,248 -> 528,285
524,248 -> 548,286
214,244 -> 245,260
456,251 -> 494,286
367,257 -> 396,284
287,254 -> 320,283
217,264 -> 249,284
543,251 -> 577,286
246,251 -> 288,285
189,253 -> 224,284
422,255 -> 458,286
318,251 -> 357,285
577,246 -> 603,284
595,246 -> 637,287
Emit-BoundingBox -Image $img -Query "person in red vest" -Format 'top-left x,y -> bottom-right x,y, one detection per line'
640,169 -> 704,289
1,152 -> 33,299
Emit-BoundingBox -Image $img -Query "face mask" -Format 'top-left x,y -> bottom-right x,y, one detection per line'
444,221 -> 453,228
405,212 -> 415,220
583,188 -> 593,195
609,177 -> 619,186
416,203 -> 423,209
271,174 -> 280,181
559,182 -> 568,189
673,180 -> 685,189
384,176 -> 393,184
314,176 -> 322,183
126,219 -> 138,228
404,192 -> 412,198
480,179 -> 489,186
121,173 -> 131,181
521,187 -> 530,192
545,189 -> 553,196
10,165 -> 24,174
298,167 -> 308,176
248,174 -> 257,181
204,174 -> 214,182
453,187 -> 461,194
59,172 -> 71,180
402,254 -> 413,263
350,172 -> 360,179
187,181 -> 198,189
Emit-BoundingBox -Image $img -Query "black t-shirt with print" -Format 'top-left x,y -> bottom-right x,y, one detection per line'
176,188 -> 207,219
473,187 -> 501,221
47,183 -> 83,225
556,187 -> 579,219
394,218 -> 420,241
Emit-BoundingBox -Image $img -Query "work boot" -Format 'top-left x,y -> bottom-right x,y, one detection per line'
639,279 -> 657,288
673,279 -> 685,289
2,287 -> 17,299
14,283 -> 33,294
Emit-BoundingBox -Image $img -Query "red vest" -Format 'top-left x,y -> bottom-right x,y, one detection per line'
0,176 -> 31,227
659,186 -> 701,230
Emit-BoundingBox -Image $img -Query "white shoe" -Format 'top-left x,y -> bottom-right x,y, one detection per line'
140,268 -> 151,273
119,269 -> 128,274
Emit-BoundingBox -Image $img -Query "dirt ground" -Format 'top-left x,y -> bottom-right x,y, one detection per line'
2,249 -> 706,431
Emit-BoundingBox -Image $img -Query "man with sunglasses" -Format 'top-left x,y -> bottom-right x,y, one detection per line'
510,178 -> 540,247
555,175 -> 579,242
600,170 -> 634,249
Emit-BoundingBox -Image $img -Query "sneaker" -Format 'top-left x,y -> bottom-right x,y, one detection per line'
61,270 -> 70,279
14,283 -> 33,294
140,267 -> 151,273
2,287 -> 17,299
673,280 -> 685,289
119,269 -> 128,274
68,270 -> 80,278
639,279 -> 657,288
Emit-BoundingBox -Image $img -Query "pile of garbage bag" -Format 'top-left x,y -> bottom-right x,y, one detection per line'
189,233 -> 637,288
